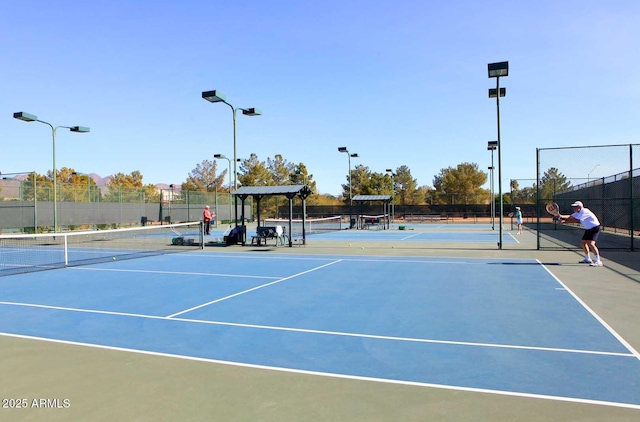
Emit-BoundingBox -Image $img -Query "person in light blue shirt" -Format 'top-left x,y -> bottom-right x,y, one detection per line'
515,206 -> 523,234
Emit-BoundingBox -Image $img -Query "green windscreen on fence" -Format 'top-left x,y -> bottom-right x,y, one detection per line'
536,144 -> 639,250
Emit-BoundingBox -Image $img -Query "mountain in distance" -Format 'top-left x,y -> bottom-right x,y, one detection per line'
6,173 -> 170,190
91,174 -> 173,190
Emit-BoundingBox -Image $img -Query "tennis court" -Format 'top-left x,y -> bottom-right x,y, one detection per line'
1,249 -> 639,409
309,225 -> 520,244
2,223 -> 640,421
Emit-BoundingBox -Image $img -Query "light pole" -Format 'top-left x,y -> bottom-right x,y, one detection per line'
386,169 -> 395,223
214,154 -> 233,227
202,90 -> 261,228
338,147 -> 358,228
488,61 -> 508,249
13,112 -> 89,232
487,141 -> 497,230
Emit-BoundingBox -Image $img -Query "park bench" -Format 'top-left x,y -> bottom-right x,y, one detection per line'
251,226 -> 287,246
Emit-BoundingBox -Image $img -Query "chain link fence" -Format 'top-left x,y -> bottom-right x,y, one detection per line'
536,144 -> 639,250
0,180 -> 251,233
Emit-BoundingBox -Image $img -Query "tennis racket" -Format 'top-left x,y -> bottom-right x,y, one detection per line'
507,212 -> 514,217
545,202 -> 561,220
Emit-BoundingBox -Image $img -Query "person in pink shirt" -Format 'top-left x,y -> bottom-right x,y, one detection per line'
203,206 -> 213,235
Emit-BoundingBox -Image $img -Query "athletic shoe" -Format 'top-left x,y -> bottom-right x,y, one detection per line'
589,261 -> 603,267
578,258 -> 593,264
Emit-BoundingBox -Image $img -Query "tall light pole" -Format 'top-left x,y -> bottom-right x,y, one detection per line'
338,147 -> 358,228
487,141 -> 497,230
488,61 -> 508,249
202,90 -> 261,227
386,168 -> 395,223
13,112 -> 89,232
214,154 -> 232,227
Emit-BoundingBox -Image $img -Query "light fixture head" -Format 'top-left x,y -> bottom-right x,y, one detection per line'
202,90 -> 226,103
338,147 -> 348,153
70,126 -> 90,133
241,108 -> 261,116
488,88 -> 506,98
488,61 -> 509,78
213,154 -> 226,159
13,112 -> 38,122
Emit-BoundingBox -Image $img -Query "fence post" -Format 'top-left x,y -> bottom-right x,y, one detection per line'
630,144 -> 635,251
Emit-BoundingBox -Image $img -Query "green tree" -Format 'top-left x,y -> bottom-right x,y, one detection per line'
539,167 -> 571,202
267,154 -> 294,185
238,153 -> 273,187
433,162 -> 488,205
392,165 -> 420,205
47,167 -> 99,202
510,179 -> 537,204
105,170 -> 156,203
341,164 -> 371,202
290,163 -> 320,205
417,185 -> 436,205
182,159 -> 225,192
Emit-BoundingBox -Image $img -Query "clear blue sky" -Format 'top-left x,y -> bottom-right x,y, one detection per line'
2,0 -> 638,196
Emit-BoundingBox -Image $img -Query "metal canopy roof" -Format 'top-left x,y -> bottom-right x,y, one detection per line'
233,185 -> 311,197
352,194 -> 392,201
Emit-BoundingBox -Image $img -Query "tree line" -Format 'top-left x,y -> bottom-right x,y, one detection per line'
2,157 -> 572,207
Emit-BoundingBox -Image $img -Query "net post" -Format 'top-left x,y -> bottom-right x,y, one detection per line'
536,148 -> 541,250
200,221 -> 205,249
64,234 -> 69,266
630,144 -> 635,251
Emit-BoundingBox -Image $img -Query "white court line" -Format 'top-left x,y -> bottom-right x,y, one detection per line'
0,300 -> 633,359
399,232 -> 424,240
70,266 -> 278,280
537,259 -> 640,361
165,259 -> 344,318
1,332 -> 638,410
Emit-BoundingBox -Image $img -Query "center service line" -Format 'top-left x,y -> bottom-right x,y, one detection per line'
165,259 -> 343,318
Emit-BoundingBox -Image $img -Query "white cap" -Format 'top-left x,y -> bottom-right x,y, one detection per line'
515,206 -> 520,210
571,201 -> 583,207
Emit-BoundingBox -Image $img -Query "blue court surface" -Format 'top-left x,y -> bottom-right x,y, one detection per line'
309,227 -> 519,243
1,251 -> 639,409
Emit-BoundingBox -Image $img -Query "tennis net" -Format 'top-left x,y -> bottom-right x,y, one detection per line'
0,222 -> 203,277
358,214 -> 388,229
263,216 -> 343,235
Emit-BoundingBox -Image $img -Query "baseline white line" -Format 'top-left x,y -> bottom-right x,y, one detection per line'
165,259 -> 344,318
69,267 -> 278,280
0,301 -> 633,358
400,232 -> 423,240
2,332 -> 638,410
537,259 -> 640,361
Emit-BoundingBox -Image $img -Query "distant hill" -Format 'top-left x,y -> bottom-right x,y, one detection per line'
2,173 -> 173,191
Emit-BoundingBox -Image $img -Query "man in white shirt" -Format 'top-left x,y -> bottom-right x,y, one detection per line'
558,201 -> 603,267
